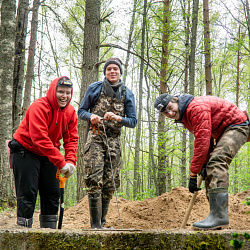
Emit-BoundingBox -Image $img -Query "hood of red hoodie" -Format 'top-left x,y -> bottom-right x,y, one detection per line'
46,76 -> 73,110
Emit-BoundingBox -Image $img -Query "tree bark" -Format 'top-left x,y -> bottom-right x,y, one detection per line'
203,0 -> 212,95
180,0 -> 191,187
0,0 -> 17,207
22,0 -> 40,117
188,0 -> 199,166
123,0 -> 137,85
77,0 -> 100,202
133,0 -> 147,199
157,0 -> 170,196
12,0 -> 29,133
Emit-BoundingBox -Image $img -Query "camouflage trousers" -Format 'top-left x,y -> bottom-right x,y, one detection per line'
83,130 -> 121,200
205,124 -> 250,197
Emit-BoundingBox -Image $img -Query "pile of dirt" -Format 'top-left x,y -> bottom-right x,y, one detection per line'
1,187 -> 249,230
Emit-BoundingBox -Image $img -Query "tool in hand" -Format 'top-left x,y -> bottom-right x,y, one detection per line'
56,169 -> 68,229
181,175 -> 203,228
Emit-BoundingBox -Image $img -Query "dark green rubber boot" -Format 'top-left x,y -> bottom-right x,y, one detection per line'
88,194 -> 102,229
193,187 -> 229,230
101,198 -> 110,227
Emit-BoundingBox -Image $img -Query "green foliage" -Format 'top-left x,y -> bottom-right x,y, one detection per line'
230,232 -> 250,249
242,197 -> 250,215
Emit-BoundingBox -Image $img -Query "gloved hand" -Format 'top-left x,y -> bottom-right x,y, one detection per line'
188,174 -> 201,193
61,163 -> 76,177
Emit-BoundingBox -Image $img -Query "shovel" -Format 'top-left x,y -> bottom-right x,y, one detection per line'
56,169 -> 68,229
181,175 -> 203,228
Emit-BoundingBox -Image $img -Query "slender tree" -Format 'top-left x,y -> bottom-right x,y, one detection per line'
133,0 -> 147,199
188,0 -> 199,165
203,0 -> 212,95
22,0 -> 40,117
12,0 -> 29,133
180,0 -> 191,187
157,0 -> 170,195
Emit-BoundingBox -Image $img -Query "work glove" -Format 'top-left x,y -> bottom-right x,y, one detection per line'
61,163 -> 76,177
188,174 -> 201,193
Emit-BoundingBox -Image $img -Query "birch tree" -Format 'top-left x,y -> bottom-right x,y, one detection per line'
0,0 -> 17,207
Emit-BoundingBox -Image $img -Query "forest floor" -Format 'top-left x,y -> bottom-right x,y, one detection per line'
0,187 -> 249,230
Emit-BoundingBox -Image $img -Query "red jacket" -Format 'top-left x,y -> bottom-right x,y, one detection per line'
14,76 -> 79,168
181,95 -> 247,174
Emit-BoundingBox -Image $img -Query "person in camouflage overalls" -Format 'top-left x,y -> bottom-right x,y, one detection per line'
78,57 -> 137,229
154,93 -> 250,230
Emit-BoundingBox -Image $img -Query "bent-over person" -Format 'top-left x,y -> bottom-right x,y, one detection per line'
154,93 -> 250,230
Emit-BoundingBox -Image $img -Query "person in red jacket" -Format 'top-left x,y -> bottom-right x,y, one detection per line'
154,93 -> 250,230
9,76 -> 79,229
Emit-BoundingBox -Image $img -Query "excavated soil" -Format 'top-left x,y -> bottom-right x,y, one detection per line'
1,187 -> 249,230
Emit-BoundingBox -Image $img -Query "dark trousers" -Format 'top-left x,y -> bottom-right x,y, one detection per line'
11,149 -> 60,219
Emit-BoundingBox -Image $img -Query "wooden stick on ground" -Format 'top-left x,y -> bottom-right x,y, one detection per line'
181,175 -> 203,229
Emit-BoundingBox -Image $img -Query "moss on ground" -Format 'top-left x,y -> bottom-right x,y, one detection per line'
0,229 -> 249,249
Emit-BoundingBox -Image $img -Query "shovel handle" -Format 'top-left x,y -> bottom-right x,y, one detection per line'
56,169 -> 68,188
181,175 -> 203,229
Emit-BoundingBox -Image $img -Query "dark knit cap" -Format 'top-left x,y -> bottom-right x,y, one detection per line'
57,77 -> 73,88
103,57 -> 123,75
154,94 -> 174,112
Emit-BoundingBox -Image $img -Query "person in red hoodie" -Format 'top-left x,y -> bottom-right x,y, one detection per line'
154,93 -> 250,230
9,76 -> 78,229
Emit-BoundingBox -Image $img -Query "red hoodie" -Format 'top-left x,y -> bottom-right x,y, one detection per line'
13,76 -> 79,168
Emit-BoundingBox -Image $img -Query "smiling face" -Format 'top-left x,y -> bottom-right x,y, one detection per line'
105,63 -> 121,84
56,85 -> 72,108
162,101 -> 180,120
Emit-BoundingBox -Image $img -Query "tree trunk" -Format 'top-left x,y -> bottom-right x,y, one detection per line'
189,0 -> 199,96
234,25 -> 241,194
12,0 -> 29,133
180,0 -> 191,187
244,0 -> 250,49
145,75 -> 158,195
133,0 -> 147,199
0,0 -> 17,207
188,0 -> 199,166
123,0 -> 137,84
77,0 -> 100,202
22,0 -> 40,117
203,0 -> 212,95
157,0 -> 170,196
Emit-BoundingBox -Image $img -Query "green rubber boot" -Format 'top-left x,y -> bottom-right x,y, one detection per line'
193,187 -> 229,230
88,194 -> 102,229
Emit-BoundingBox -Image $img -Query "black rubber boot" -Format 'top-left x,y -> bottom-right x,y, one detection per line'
101,198 -> 110,227
193,187 -> 229,230
40,214 -> 58,229
88,194 -> 102,229
17,217 -> 33,228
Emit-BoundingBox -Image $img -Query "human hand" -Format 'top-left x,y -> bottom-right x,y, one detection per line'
90,114 -> 103,124
104,112 -> 122,122
61,163 -> 76,177
188,174 -> 201,193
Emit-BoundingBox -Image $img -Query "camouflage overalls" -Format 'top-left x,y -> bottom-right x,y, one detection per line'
205,124 -> 250,198
83,89 -> 126,200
